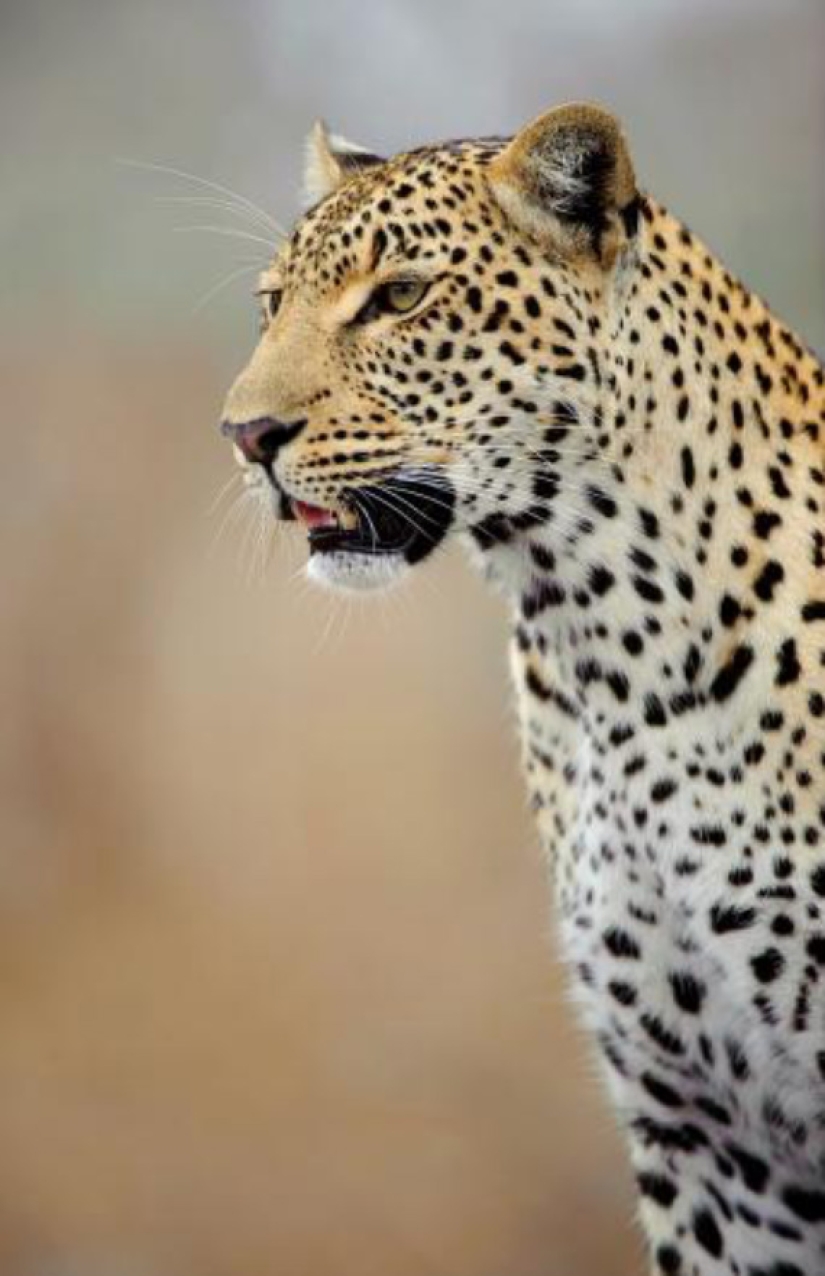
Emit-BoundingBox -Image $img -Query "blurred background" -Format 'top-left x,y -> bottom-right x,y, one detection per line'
1,1 -> 823,1272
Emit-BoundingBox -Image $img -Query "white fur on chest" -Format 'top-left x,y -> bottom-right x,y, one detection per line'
518,691 -> 825,1175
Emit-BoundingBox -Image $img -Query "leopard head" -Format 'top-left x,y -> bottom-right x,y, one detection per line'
220,103 -> 639,591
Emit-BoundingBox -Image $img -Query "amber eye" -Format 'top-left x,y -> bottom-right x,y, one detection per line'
357,277 -> 430,322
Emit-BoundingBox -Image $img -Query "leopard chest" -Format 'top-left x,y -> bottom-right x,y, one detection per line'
514,671 -> 825,1175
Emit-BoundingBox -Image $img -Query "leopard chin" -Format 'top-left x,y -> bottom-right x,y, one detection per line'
305,547 -> 409,593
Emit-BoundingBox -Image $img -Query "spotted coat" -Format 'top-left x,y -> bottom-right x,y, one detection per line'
221,105 -> 825,1275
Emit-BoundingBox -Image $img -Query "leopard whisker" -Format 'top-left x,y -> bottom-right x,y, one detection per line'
173,224 -> 280,251
156,193 -> 284,241
117,157 -> 288,238
193,262 -> 264,315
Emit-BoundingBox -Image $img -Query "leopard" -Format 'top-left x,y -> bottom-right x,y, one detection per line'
219,103 -> 825,1275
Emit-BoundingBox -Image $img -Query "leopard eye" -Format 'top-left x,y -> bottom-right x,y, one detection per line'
382,278 -> 428,313
356,277 -> 430,322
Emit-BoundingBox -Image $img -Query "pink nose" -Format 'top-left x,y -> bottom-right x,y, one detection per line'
220,416 -> 307,467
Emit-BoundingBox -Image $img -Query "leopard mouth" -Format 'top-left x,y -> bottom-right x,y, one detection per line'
281,474 -> 455,565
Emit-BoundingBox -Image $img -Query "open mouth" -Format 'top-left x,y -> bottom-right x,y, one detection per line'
280,474 -> 455,566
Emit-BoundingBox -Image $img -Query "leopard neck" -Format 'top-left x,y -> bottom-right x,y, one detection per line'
466,196 -> 825,738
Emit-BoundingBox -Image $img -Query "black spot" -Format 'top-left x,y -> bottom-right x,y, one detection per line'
533,470 -> 560,502
466,285 -> 483,313
529,543 -> 555,572
680,446 -> 695,489
695,1095 -> 731,1125
690,824 -> 726,847
471,513 -> 511,547
751,948 -> 785,983
651,779 -> 678,804
640,1073 -> 684,1109
644,695 -> 667,727
586,486 -> 618,519
719,594 -> 741,627
522,579 -> 566,617
555,361 -> 586,380
639,508 -> 660,538
693,1208 -> 723,1258
801,599 -> 825,622
669,971 -> 705,1014
683,644 -> 702,682
604,926 -> 641,959
638,1172 -> 678,1208
768,465 -> 792,500
674,570 -> 694,601
709,644 -> 755,703
655,1245 -> 682,1274
782,1185 -> 825,1222
525,668 -> 552,702
748,1264 -> 805,1276
640,1012 -> 685,1056
608,979 -> 637,1006
775,638 -> 801,686
499,339 -> 525,366
588,564 -> 616,597
753,509 -> 782,539
634,576 -> 665,604
726,1144 -> 770,1194
711,903 -> 757,934
753,560 -> 785,602
606,670 -> 630,703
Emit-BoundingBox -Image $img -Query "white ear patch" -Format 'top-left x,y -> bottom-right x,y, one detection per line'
302,120 -> 378,206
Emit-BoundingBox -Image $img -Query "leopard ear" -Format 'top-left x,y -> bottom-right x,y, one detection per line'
303,120 -> 384,206
488,103 -> 638,263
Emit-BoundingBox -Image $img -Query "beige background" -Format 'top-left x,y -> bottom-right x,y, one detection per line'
1,2 -> 823,1273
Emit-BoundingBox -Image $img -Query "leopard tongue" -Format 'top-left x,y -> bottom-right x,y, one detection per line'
292,499 -> 338,530
292,499 -> 358,532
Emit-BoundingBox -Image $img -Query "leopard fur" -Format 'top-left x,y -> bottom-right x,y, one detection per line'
220,104 -> 825,1275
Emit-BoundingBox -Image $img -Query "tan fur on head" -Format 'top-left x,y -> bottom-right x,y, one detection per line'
303,120 -> 383,206
488,102 -> 637,264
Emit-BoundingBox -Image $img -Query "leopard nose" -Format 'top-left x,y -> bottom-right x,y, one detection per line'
220,416 -> 307,467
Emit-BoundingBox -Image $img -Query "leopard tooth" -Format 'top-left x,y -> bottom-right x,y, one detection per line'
338,506 -> 359,531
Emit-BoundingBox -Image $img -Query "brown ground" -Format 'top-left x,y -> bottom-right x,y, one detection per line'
0,340 -> 637,1275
